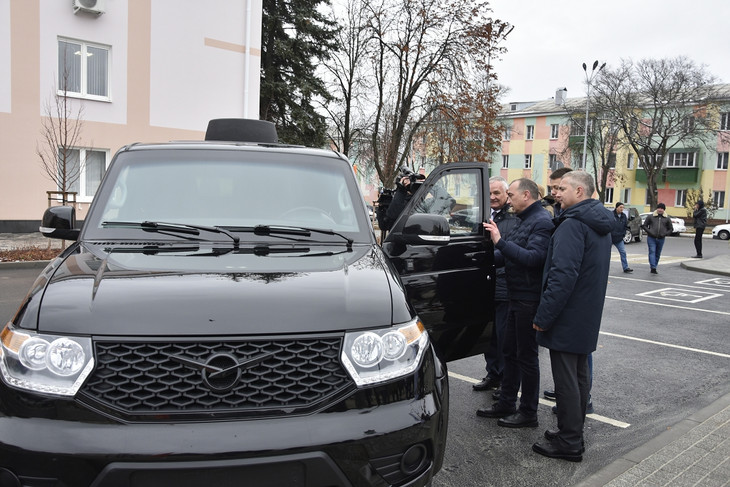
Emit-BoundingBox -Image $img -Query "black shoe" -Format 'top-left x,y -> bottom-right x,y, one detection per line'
476,403 -> 515,418
623,268 -> 634,273
692,255 -> 703,258
586,402 -> 594,415
472,376 -> 501,391
552,405 -> 557,414
650,268 -> 658,274
498,412 -> 538,428
545,430 -> 586,453
532,440 -> 583,462
543,390 -> 556,400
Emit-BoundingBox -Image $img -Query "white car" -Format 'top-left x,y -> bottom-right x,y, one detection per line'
640,212 -> 686,236
712,223 -> 730,240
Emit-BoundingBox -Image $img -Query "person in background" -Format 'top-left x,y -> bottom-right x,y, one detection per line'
611,202 -> 634,273
641,203 -> 674,274
532,171 -> 613,462
692,200 -> 707,258
473,177 -> 518,393
477,178 -> 553,429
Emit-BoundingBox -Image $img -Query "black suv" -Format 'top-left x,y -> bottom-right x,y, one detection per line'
0,120 -> 495,487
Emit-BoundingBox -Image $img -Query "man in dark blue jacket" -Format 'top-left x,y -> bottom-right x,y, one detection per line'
532,171 -> 612,462
478,178 -> 553,429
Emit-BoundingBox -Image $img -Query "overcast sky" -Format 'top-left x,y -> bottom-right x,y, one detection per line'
489,0 -> 730,103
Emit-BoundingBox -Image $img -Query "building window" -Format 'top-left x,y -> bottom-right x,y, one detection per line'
675,189 -> 687,207
503,127 -> 511,141
682,116 -> 695,132
608,153 -> 617,168
550,124 -> 559,139
502,155 -> 509,168
524,154 -> 532,169
721,112 -> 730,131
549,154 -> 562,170
58,38 -> 110,100
627,153 -> 634,170
718,152 -> 729,170
645,191 -> 652,205
526,125 -> 534,140
714,191 -> 726,208
574,152 -> 584,169
623,188 -> 631,204
605,187 -> 614,203
60,148 -> 108,201
666,152 -> 696,168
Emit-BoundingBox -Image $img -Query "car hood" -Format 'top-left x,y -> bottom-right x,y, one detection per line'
32,242 -> 409,336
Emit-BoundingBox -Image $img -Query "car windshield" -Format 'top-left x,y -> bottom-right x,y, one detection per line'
86,149 -> 366,240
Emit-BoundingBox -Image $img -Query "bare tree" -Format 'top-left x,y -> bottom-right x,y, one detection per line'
37,63 -> 85,206
364,0 -> 510,188
592,57 -> 718,210
321,0 -> 372,158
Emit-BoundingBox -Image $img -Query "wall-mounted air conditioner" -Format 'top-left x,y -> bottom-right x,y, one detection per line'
73,0 -> 105,15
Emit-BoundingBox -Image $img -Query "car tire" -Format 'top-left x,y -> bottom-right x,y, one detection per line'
719,230 -> 730,240
623,229 -> 632,244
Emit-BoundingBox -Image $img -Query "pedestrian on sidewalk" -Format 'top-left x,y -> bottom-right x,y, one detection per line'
641,203 -> 674,274
611,202 -> 633,273
692,200 -> 707,258
532,171 -> 613,462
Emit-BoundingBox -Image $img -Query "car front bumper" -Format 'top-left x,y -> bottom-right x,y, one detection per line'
0,351 -> 448,487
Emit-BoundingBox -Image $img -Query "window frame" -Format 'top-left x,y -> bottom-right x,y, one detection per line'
721,112 -> 730,131
713,190 -> 726,209
666,152 -> 697,168
60,148 -> 110,202
623,188 -> 631,204
550,124 -> 559,140
675,189 -> 687,207
627,153 -> 634,170
503,127 -> 512,141
717,152 -> 729,170
501,155 -> 509,169
526,125 -> 534,140
605,187 -> 614,204
524,154 -> 532,169
58,37 -> 111,101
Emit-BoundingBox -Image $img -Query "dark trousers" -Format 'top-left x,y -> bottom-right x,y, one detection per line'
483,300 -> 509,380
550,350 -> 590,451
694,228 -> 704,256
497,299 -> 540,416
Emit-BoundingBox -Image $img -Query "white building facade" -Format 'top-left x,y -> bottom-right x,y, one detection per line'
0,0 -> 262,230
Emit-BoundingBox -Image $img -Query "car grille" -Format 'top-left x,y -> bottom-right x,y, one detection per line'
79,337 -> 353,421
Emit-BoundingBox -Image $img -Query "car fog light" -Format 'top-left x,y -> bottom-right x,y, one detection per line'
351,332 -> 383,368
18,337 -> 50,370
46,338 -> 86,376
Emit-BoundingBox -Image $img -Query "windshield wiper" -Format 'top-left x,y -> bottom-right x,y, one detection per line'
222,225 -> 353,251
102,221 -> 240,247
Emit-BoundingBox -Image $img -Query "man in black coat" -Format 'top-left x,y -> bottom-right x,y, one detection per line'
692,200 -> 707,258
532,171 -> 613,462
611,202 -> 633,273
478,178 -> 554,429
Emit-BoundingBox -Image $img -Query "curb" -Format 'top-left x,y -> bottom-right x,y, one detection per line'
575,391 -> 730,487
0,260 -> 51,270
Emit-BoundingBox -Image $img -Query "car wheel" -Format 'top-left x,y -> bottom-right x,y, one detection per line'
623,229 -> 632,244
719,230 -> 730,240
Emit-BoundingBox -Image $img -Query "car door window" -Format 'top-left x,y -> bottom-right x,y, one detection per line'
412,170 -> 481,236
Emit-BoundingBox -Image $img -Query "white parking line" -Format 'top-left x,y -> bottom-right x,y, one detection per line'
599,331 -> 730,359
606,295 -> 730,316
447,371 -> 631,428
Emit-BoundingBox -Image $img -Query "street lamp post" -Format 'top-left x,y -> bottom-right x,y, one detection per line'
581,60 -> 606,168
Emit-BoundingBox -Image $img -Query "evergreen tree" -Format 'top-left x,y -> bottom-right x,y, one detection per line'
260,0 -> 338,147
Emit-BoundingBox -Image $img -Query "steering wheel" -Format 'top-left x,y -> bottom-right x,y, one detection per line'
279,206 -> 336,225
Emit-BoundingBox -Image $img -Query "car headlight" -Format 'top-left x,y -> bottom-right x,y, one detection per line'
341,319 -> 429,386
0,323 -> 94,396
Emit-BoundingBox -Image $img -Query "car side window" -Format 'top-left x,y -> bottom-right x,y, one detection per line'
412,170 -> 481,236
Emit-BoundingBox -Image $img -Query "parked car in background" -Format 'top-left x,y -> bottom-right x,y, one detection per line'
640,212 -> 686,236
712,223 -> 730,240
623,207 -> 642,244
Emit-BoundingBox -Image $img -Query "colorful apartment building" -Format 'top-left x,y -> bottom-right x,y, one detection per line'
492,86 -> 730,222
1,0 -> 262,231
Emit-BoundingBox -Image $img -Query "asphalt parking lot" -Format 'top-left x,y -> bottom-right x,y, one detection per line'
1,235 -> 728,486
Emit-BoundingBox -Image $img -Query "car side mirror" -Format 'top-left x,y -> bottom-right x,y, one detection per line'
401,214 -> 451,245
40,206 -> 80,241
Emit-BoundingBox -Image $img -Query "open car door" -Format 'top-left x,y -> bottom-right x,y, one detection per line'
381,163 -> 495,362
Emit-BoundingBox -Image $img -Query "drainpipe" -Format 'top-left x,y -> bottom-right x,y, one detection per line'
243,0 -> 252,118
